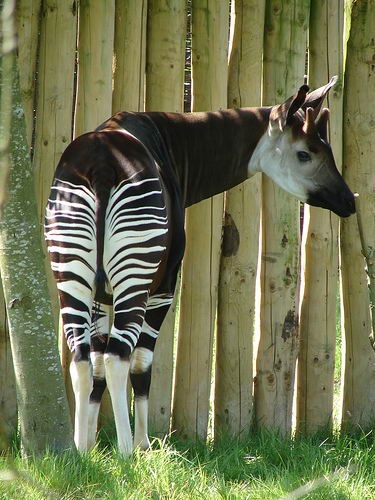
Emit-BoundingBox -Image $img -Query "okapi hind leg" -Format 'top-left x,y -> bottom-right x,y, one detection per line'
130,293 -> 174,450
70,343 -> 93,453
88,301 -> 111,450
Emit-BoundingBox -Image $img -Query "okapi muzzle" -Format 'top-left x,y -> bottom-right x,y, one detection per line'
299,106 -> 355,217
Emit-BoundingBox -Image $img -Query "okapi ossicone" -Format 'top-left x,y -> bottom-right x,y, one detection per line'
45,77 -> 355,455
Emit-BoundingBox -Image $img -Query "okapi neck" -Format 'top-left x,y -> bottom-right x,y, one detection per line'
98,107 -> 271,207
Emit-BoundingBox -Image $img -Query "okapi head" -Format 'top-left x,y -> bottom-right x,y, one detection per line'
253,76 -> 356,217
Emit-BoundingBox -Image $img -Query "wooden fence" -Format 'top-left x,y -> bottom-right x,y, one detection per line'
1,0 -> 374,444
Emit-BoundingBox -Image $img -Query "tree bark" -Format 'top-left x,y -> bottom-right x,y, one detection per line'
0,57 -> 73,456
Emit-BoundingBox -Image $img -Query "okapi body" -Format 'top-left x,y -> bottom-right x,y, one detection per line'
45,77 -> 355,455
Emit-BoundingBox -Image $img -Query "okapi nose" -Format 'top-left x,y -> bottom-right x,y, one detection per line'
340,188 -> 356,215
344,189 -> 356,214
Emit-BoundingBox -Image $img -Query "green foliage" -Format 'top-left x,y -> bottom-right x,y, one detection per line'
0,430 -> 374,499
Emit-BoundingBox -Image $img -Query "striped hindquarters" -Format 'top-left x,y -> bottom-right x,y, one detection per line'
45,174 -> 169,357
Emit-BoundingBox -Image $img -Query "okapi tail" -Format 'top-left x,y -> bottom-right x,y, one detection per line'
91,133 -> 117,306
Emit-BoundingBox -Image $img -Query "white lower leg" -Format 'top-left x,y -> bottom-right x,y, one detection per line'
87,402 -> 100,450
70,360 -> 93,452
104,353 -> 132,456
130,347 -> 153,450
87,351 -> 106,450
134,397 -> 150,450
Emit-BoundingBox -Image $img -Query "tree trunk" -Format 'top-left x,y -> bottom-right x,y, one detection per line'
340,0 -> 375,431
215,0 -> 265,438
172,0 -> 229,440
296,0 -> 344,435
145,0 -> 186,436
0,56 -> 73,456
254,0 -> 309,435
112,0 -> 147,113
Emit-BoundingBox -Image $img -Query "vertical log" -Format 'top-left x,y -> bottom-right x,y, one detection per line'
172,0 -> 229,440
33,0 -> 77,219
340,0 -> 375,431
0,281 -> 16,447
33,0 -> 77,341
112,0 -> 147,112
145,0 -> 186,112
145,0 -> 186,435
74,0 -> 115,426
0,0 -> 17,446
215,0 -> 265,437
32,0 -> 77,420
297,0 -> 344,434
254,0 -> 309,435
75,0 -> 115,136
15,0 -> 41,147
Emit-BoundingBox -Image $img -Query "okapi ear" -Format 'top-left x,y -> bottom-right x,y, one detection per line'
302,75 -> 338,117
315,108 -> 330,141
269,84 -> 309,133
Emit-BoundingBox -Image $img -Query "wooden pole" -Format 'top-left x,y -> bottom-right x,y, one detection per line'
33,0 -> 77,220
74,0 -> 116,426
112,0 -> 147,113
0,0 -> 17,447
75,0 -> 115,136
32,0 -> 78,355
172,0 -> 229,440
32,0 -> 77,421
145,0 -> 186,436
145,0 -> 186,113
0,282 -> 16,447
15,0 -> 41,147
254,0 -> 309,435
296,0 -> 344,435
340,0 -> 375,431
215,0 -> 265,438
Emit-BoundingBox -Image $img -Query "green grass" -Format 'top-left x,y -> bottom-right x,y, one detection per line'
0,429 -> 374,499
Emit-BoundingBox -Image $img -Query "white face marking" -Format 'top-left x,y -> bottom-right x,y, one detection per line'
248,127 -> 324,202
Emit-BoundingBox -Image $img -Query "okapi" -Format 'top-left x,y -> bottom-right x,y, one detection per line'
45,77 -> 355,456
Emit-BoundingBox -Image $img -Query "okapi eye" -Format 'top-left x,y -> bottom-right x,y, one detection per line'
297,151 -> 312,162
